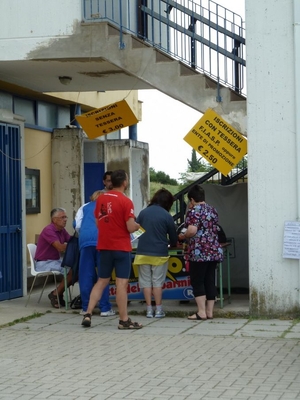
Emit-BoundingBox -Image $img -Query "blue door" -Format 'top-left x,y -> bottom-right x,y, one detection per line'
84,163 -> 105,203
0,123 -> 23,300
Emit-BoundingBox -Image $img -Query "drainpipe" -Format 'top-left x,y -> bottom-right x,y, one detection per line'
293,0 -> 300,303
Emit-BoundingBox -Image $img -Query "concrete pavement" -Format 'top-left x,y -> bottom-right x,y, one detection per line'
1,288 -> 300,399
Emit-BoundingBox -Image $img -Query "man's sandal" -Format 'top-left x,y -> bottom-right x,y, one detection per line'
48,292 -> 59,309
81,313 -> 92,327
118,318 -> 143,330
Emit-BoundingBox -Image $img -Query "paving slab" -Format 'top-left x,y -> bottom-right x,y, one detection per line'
2,288 -> 300,400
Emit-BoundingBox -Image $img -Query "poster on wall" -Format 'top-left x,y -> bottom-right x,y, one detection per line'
282,221 -> 300,259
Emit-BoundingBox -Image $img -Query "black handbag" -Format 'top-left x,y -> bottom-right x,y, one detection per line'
70,294 -> 82,309
61,233 -> 80,284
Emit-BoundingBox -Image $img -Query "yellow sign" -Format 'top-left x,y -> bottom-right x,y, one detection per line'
184,108 -> 247,176
75,100 -> 138,139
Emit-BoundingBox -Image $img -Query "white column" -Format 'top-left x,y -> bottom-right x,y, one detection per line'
247,0 -> 300,315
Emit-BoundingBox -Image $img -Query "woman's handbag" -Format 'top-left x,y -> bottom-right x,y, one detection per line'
61,233 -> 80,284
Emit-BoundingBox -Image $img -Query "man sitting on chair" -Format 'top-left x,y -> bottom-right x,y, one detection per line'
35,207 -> 73,308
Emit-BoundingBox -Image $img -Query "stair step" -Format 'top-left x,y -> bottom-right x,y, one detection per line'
84,21 -> 247,134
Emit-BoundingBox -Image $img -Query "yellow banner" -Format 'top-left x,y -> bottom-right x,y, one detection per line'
75,100 -> 138,139
184,108 -> 247,176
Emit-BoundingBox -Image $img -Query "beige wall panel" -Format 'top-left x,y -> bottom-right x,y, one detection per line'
24,128 -> 52,250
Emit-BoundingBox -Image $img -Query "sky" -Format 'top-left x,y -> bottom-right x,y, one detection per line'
129,0 -> 245,181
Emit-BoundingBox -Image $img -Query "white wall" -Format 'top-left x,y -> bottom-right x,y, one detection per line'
0,0 -> 81,60
247,0 -> 300,315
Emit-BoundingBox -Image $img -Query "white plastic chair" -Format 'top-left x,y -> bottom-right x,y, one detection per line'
25,243 -> 62,307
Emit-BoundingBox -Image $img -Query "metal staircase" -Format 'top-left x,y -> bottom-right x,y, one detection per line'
82,0 -> 247,134
173,165 -> 248,226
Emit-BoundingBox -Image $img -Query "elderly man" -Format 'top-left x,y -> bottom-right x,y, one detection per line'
35,207 -> 73,308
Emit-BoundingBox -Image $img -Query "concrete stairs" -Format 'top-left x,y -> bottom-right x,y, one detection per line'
84,22 -> 247,134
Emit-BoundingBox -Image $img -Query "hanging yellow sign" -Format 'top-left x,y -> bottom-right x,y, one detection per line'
184,108 -> 247,176
75,100 -> 138,139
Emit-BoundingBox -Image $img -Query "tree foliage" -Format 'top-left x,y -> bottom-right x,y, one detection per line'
235,155 -> 248,169
187,149 -> 212,172
149,167 -> 178,185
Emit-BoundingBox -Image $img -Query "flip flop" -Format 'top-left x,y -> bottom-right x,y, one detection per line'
187,313 -> 207,321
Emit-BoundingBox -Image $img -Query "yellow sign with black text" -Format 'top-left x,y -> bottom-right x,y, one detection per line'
184,109 -> 247,176
75,100 -> 138,139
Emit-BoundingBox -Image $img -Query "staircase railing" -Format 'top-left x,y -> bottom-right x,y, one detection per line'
173,164 -> 248,226
82,0 -> 246,96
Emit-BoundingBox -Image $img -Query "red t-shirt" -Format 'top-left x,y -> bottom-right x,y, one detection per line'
94,190 -> 135,251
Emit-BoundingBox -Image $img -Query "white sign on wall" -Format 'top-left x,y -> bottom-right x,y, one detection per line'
282,221 -> 300,259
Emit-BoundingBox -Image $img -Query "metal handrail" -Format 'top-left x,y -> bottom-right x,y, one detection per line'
173,164 -> 248,226
82,0 -> 246,95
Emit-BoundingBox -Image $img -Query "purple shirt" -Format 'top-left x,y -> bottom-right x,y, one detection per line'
35,223 -> 71,261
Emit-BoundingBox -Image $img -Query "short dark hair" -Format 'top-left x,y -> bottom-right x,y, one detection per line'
103,170 -> 113,181
187,185 -> 205,202
149,188 -> 174,211
111,169 -> 127,188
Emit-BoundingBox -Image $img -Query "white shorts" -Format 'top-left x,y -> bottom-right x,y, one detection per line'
35,259 -> 69,274
138,262 -> 168,288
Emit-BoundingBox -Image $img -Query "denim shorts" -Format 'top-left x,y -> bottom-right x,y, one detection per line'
99,250 -> 132,279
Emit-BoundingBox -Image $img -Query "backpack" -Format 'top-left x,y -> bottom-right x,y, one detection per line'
70,294 -> 82,310
217,224 -> 227,244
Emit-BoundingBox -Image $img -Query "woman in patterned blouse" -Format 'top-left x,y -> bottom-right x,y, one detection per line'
178,185 -> 223,320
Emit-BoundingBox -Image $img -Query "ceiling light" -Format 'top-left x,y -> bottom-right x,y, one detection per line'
59,76 -> 72,85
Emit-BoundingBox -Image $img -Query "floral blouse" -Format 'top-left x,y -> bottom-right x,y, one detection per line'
184,203 -> 223,263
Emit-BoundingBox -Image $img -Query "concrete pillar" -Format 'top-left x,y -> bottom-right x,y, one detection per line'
247,0 -> 300,316
52,128 -> 85,231
105,139 -> 149,215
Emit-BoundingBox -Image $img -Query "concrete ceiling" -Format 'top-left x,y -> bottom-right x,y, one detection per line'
0,59 -> 153,94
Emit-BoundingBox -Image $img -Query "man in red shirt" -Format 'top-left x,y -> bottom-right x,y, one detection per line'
81,169 -> 143,330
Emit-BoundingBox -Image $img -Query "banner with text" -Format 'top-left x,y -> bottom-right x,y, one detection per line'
75,100 -> 138,139
109,254 -> 194,301
184,109 -> 247,176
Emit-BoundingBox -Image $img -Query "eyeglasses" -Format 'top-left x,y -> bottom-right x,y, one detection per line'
55,216 -> 68,220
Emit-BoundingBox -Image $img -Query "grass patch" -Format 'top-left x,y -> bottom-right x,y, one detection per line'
280,319 -> 300,338
0,312 -> 45,329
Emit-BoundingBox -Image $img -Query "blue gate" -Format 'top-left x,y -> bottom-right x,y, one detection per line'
0,123 -> 23,301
